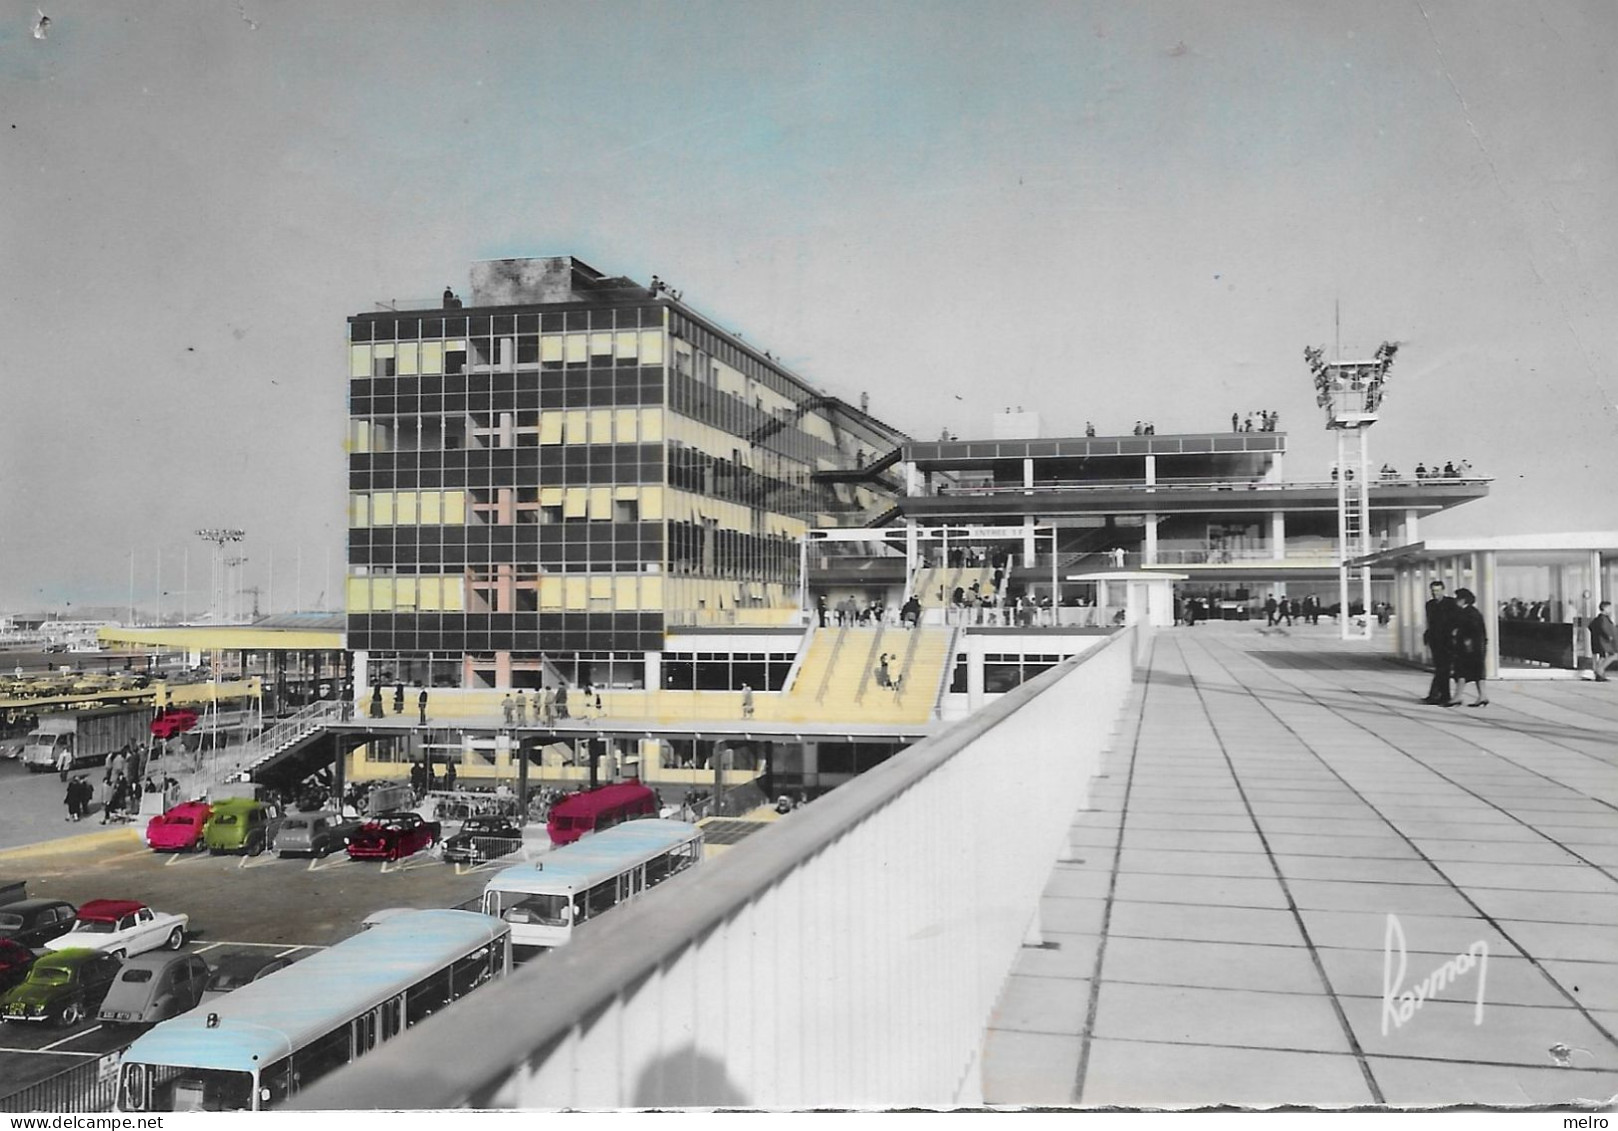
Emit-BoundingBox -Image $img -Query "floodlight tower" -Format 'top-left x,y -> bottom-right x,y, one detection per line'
196,528 -> 245,623
1304,340 -> 1397,641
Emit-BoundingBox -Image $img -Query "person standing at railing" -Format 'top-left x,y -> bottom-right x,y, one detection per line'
501,693 -> 515,726
741,684 -> 755,718
393,682 -> 405,716
515,692 -> 528,727
418,687 -> 429,726
370,685 -> 384,719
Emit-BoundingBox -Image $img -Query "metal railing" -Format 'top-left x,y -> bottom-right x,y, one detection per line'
191,700 -> 341,789
920,475 -> 1491,497
296,625 -> 1139,1110
0,1053 -> 119,1113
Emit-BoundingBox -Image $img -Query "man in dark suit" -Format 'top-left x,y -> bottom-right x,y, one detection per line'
1590,600 -> 1617,682
1423,581 -> 1458,704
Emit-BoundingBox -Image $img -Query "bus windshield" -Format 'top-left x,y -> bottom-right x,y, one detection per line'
490,892 -> 569,926
122,1064 -> 255,1112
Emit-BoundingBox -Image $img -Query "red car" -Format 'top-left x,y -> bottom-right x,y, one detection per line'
345,812 -> 441,861
149,709 -> 199,741
0,939 -> 35,993
144,801 -> 213,852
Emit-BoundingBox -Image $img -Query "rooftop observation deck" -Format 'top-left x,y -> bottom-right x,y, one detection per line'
300,622 -> 1618,1110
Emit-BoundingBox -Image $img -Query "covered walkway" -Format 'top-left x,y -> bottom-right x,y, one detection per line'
984,623 -> 1618,1107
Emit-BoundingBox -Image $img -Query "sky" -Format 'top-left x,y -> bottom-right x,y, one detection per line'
2,0 -> 1614,614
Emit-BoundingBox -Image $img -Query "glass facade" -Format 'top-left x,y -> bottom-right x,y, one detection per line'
346,274 -> 907,686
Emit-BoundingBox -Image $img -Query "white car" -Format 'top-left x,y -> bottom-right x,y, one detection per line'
44,899 -> 188,959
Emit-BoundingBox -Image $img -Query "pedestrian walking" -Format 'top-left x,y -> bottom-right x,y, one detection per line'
1450,588 -> 1489,706
393,682 -> 405,715
56,745 -> 72,781
370,686 -> 385,719
816,594 -> 828,628
1264,595 -> 1278,626
741,684 -> 754,718
418,688 -> 429,725
1591,601 -> 1617,681
1422,580 -> 1459,706
515,693 -> 528,726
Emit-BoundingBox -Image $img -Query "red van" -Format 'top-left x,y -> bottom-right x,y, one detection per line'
546,781 -> 656,846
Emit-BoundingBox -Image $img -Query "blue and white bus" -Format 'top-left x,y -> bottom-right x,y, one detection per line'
481,818 -> 704,949
116,909 -> 510,1112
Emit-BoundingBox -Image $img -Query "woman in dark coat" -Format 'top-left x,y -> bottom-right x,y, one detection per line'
1450,587 -> 1489,706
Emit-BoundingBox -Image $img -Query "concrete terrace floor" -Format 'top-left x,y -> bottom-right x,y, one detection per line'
982,622 -> 1618,1109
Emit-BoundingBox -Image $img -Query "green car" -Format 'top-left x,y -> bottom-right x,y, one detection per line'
1,948 -> 123,1026
202,799 -> 279,855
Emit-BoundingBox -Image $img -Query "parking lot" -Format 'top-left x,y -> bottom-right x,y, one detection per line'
0,787 -> 544,1101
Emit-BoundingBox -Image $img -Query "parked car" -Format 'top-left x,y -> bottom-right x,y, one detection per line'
0,939 -> 36,993
274,810 -> 361,858
144,801 -> 213,853
0,948 -> 122,1026
148,708 -> 199,741
346,812 -> 441,861
45,900 -> 187,959
198,952 -> 292,1005
202,798 -> 280,856
441,815 -> 523,865
97,951 -> 210,1026
0,899 -> 77,948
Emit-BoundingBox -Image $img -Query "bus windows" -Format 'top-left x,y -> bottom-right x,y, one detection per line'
126,1065 -> 255,1112
499,893 -> 568,927
298,1027 -> 352,1083
259,1060 -> 294,1107
451,944 -> 496,997
405,967 -> 453,1024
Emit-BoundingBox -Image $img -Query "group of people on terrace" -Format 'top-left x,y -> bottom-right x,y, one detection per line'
1231,410 -> 1280,433
1421,579 -> 1490,707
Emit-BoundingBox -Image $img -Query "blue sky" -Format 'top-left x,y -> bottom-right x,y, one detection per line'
2,1 -> 1614,612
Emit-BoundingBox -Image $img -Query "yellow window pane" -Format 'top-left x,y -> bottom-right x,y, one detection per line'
539,412 -> 563,444
443,491 -> 465,524
564,334 -> 587,364
345,577 -> 371,613
349,421 -> 370,454
589,576 -> 612,599
613,485 -> 639,501
539,486 -> 564,507
614,331 -> 638,359
373,344 -> 395,359
614,576 -> 638,610
349,494 -> 370,529
640,487 -> 664,521
397,342 -> 419,375
640,408 -> 664,442
588,488 -> 612,520
639,331 -> 664,365
563,488 -> 588,518
563,411 -> 588,445
349,345 -> 371,378
420,342 -> 443,375
541,335 -> 563,363
419,492 -> 441,525
614,409 -> 639,444
590,332 -> 613,356
417,578 -> 441,611
395,491 -> 417,525
372,578 -> 394,611
563,578 -> 588,610
589,409 -> 613,444
441,577 -> 465,611
395,578 -> 417,609
372,492 -> 394,526
538,576 -> 562,611
445,339 -> 465,353
640,575 -> 663,610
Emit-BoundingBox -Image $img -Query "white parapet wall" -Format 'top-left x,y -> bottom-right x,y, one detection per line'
296,626 -> 1141,1110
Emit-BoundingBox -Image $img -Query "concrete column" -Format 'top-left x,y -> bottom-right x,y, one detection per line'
1144,515 -> 1159,566
903,461 -> 921,497
1403,509 -> 1420,544
495,651 -> 512,690
1144,455 -> 1156,488
905,524 -> 919,587
643,650 -> 661,692
1023,516 -> 1036,568
1479,551 -> 1500,681
1023,458 -> 1035,490
1271,511 -> 1286,561
967,643 -> 985,711
353,651 -> 369,695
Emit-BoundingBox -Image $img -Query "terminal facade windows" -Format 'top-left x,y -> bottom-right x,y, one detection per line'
983,653 -> 1071,694
660,652 -> 796,691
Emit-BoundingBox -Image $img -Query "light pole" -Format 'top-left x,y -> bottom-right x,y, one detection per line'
196,529 -> 245,623
1305,341 -> 1397,641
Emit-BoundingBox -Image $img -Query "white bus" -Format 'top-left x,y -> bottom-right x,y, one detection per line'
481,818 -> 703,949
115,909 -> 510,1112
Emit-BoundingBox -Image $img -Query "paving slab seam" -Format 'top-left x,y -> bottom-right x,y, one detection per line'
1081,1032 -> 1618,1075
1169,634 -> 1386,1103
1068,639 -> 1159,1105
1190,632 -> 1618,1061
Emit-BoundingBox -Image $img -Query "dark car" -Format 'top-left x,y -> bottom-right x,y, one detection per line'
0,939 -> 36,993
0,899 -> 77,948
0,948 -> 122,1026
199,952 -> 293,1004
441,815 -> 523,865
346,812 -> 441,862
274,811 -> 362,858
